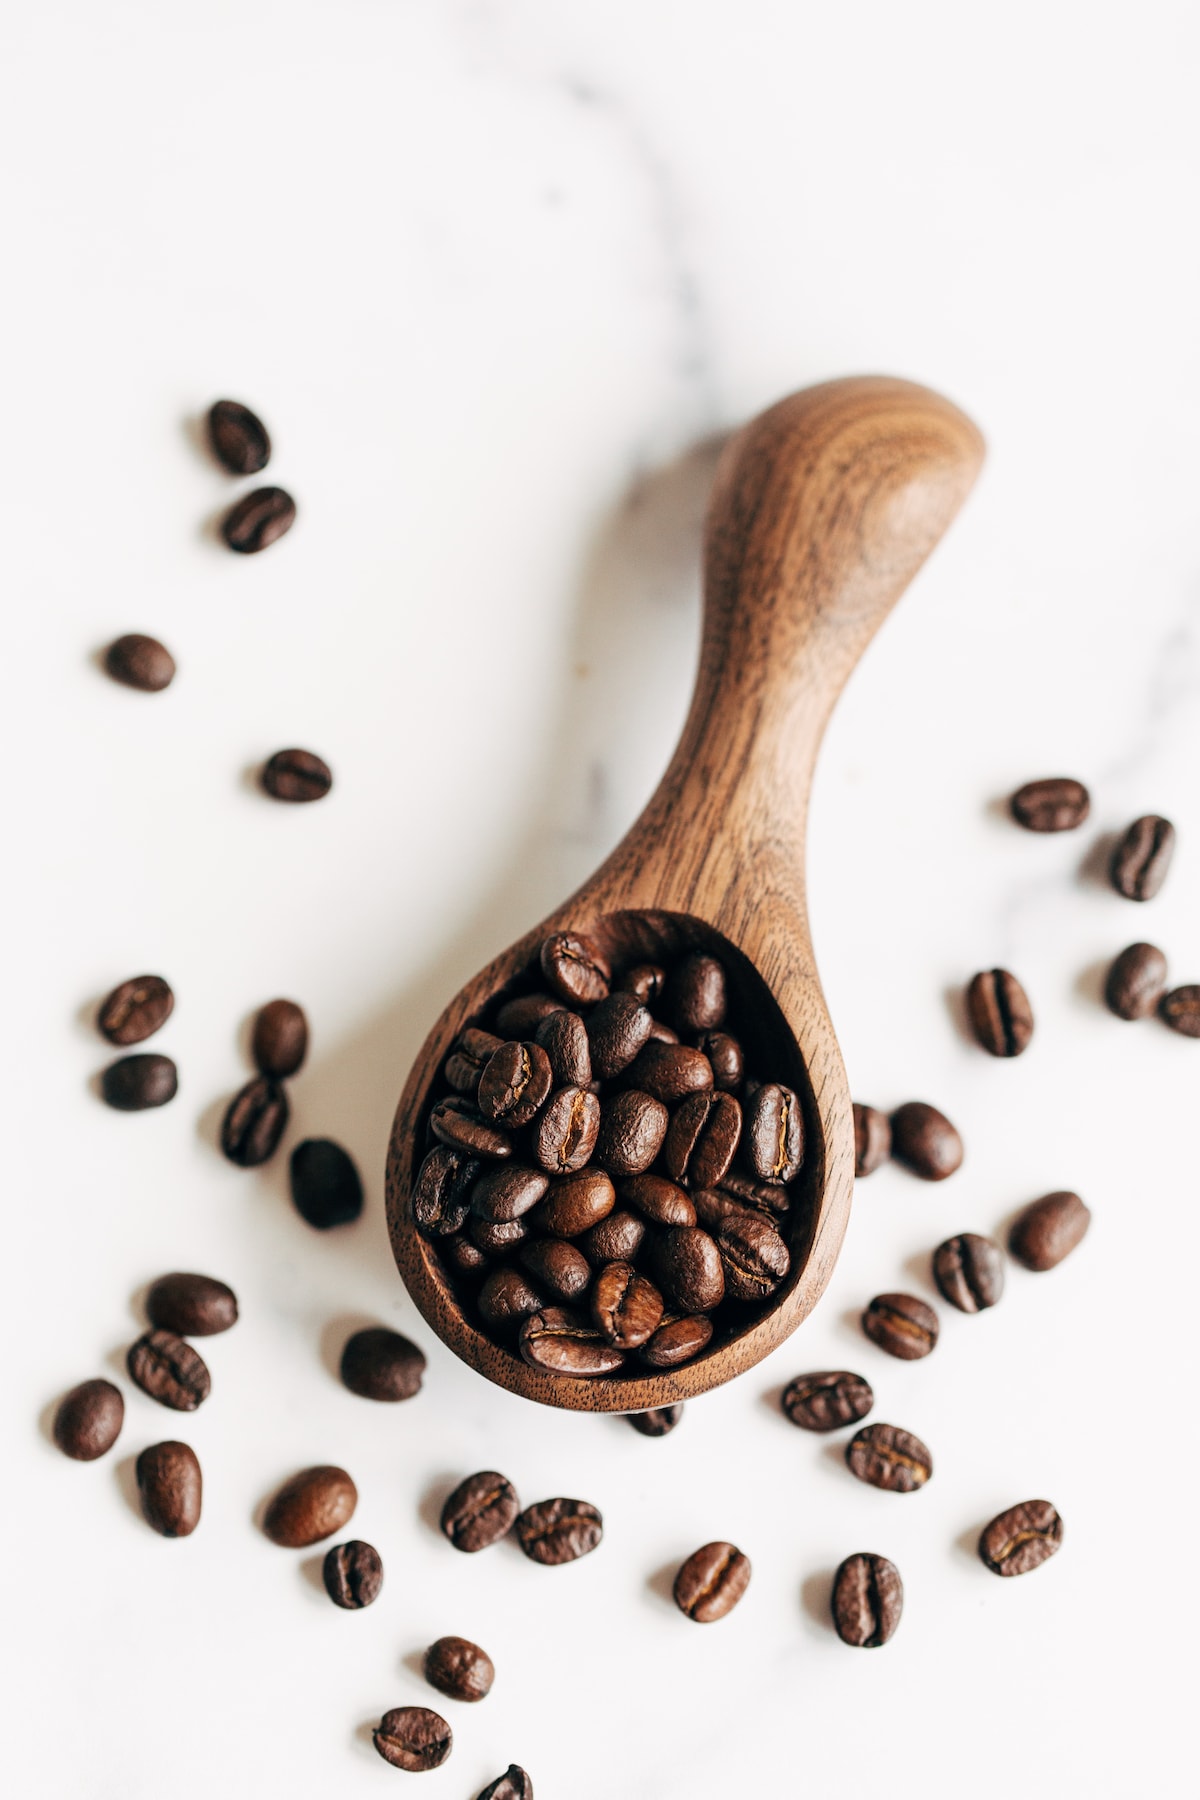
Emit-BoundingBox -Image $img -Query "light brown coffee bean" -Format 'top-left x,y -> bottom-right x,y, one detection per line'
618,1174 -> 696,1227
252,999 -> 308,1076
137,1441 -> 202,1537
1161,985 -> 1200,1037
1009,1191 -> 1090,1271
640,1313 -> 713,1367
97,974 -> 174,1046
263,1466 -> 357,1547
862,1293 -> 939,1360
534,1168 -> 616,1237
470,1164 -> 549,1222
53,1378 -> 124,1461
979,1499 -> 1064,1576
673,1541 -> 751,1622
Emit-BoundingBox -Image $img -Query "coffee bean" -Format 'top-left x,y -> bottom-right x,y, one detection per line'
518,1307 -> 625,1377
716,1212 -> 790,1301
518,1237 -> 591,1301
446,1028 -> 505,1094
650,1227 -> 725,1313
478,1041 -> 553,1127
540,932 -> 611,1005
147,1272 -> 238,1337
579,1209 -> 645,1264
477,1767 -> 533,1800
290,1138 -> 363,1228
618,963 -> 667,1006
1111,814 -> 1175,900
933,1233 -> 1004,1312
413,1145 -> 480,1234
207,398 -> 271,475
1010,777 -> 1090,832
373,1707 -> 452,1772
104,633 -> 176,693
846,1422 -> 933,1492
646,1019 -> 680,1045
101,1053 -> 177,1111
587,992 -> 653,1078
594,1089 -> 669,1177
532,1085 -> 601,1174
666,953 -> 726,1033
619,1174 -> 695,1227
591,1262 -> 664,1349
431,1097 -> 514,1161
440,1471 -> 519,1553
832,1553 -> 903,1647
322,1539 -> 383,1608
692,1187 -> 750,1230
424,1635 -> 495,1703
979,1498 -> 1064,1575
695,1031 -> 743,1090
495,992 -> 564,1036
444,1235 -> 488,1274
222,485 -> 295,553
1009,1191 -> 1090,1271
534,1010 -> 591,1088
221,1074 -> 288,1166
127,1330 -> 211,1411
663,1090 -> 741,1187
252,998 -> 308,1076
136,1441 -> 202,1537
97,975 -> 173,1046
339,1327 -> 425,1401
534,1168 -> 615,1237
967,968 -> 1034,1058
261,747 -> 331,802
1105,943 -> 1168,1020
1161,985 -> 1200,1037
53,1378 -> 124,1460
478,1267 -> 545,1332
623,1042 -> 713,1108
628,1404 -> 684,1437
853,1104 -> 891,1177
862,1293 -> 939,1360
673,1541 -> 751,1622
640,1312 -> 713,1367
744,1082 -> 804,1181
515,1496 -> 603,1565
263,1465 -> 357,1547
889,1102 -> 962,1180
782,1371 -> 873,1433
469,1214 -> 528,1256
718,1169 -> 788,1213
471,1164 -> 549,1222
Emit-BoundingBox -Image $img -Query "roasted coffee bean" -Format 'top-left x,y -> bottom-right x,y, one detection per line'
650,1227 -> 725,1313
1111,814 -> 1175,901
431,1097 -> 513,1161
628,1404 -> 683,1437
646,1019 -> 680,1044
587,992 -> 653,1078
533,1085 -> 601,1174
889,1102 -> 962,1181
469,1215 -> 528,1256
495,992 -> 564,1036
340,1327 -> 425,1401
666,953 -> 726,1033
846,1422 -> 933,1492
540,932 -> 611,1006
322,1539 -> 383,1608
1010,777 -> 1090,833
625,1040 -> 714,1105
101,1053 -> 177,1111
579,1209 -> 645,1264
719,1169 -> 788,1213
440,1471 -> 519,1553
97,974 -> 173,1046
664,1090 -> 741,1188
695,1030 -> 743,1090
1161,985 -> 1200,1037
518,1238 -> 591,1301
692,1186 -> 750,1231
252,998 -> 308,1076
833,1553 -> 903,1647
619,1174 -> 695,1227
222,485 -> 295,553
979,1499 -> 1064,1576
1105,943 -> 1168,1020
221,1074 -> 288,1165
933,1233 -> 1004,1312
136,1441 -> 202,1537
1009,1191 -> 1090,1271
534,1168 -> 615,1237
477,1041 -> 553,1128
147,1272 -> 238,1337
853,1103 -> 891,1177
673,1541 -> 751,1622
127,1330 -> 211,1411
967,969 -> 1034,1057
445,1028 -> 505,1094
534,1010 -> 591,1087
263,1465 -> 357,1547
518,1307 -> 625,1377
618,963 -> 666,1005
716,1212 -> 790,1302
261,747 -> 331,802
782,1371 -> 873,1433
53,1378 -> 124,1460
413,1145 -> 480,1234
515,1496 -> 603,1565
471,1164 -> 549,1222
373,1707 -> 452,1773
640,1312 -> 713,1367
591,1262 -> 664,1349
744,1082 -> 804,1182
289,1138 -> 363,1229
594,1089 -> 669,1177
207,398 -> 271,475
424,1635 -> 495,1703
444,1235 -> 488,1274
476,1766 -> 532,1800
862,1293 -> 939,1360
478,1267 -> 545,1332
104,633 -> 176,693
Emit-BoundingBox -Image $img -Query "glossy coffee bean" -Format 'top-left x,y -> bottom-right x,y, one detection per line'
1111,814 -> 1175,900
373,1707 -> 452,1772
252,998 -> 308,1076
127,1330 -> 211,1411
322,1539 -> 383,1608
440,1472 -> 519,1553
846,1422 -> 933,1492
782,1371 -> 873,1433
718,1169 -> 788,1213
628,1404 -> 683,1437
1161,986 -> 1200,1037
515,1496 -> 603,1565
1105,943 -> 1168,1020
640,1312 -> 713,1367
862,1293 -> 939,1360
744,1082 -> 804,1181
413,1145 -> 479,1234
104,633 -> 176,692
147,1272 -> 238,1337
424,1635 -> 495,1703
533,1085 -> 601,1174
97,974 -> 173,1046
716,1212 -> 790,1301
663,1090 -> 741,1187
263,1465 -> 357,1547
222,485 -> 295,553
1010,777 -> 1090,832
889,1102 -> 962,1181
695,1030 -> 743,1090
691,1186 -> 745,1230
853,1103 -> 891,1177
1009,1191 -> 1090,1271
101,1053 -> 177,1111
674,1541 -> 751,1622
618,963 -> 666,1006
518,1237 -> 591,1301
832,1553 -> 903,1647
221,1075 -> 288,1166
591,1262 -> 663,1349
431,1097 -> 513,1161
666,953 -> 726,1033
445,1028 -> 505,1094
618,1174 -> 695,1227
471,1164 -> 549,1222
478,1041 -> 553,1128
518,1307 -> 625,1377
967,968 -> 1034,1057
624,1040 -> 713,1105
476,1767 -> 532,1800
579,1209 -> 645,1264
207,398 -> 271,474
534,1168 -> 615,1238
290,1138 -> 363,1229
340,1327 -> 425,1401
646,1018 -> 680,1045
650,1226 -> 725,1313
594,1089 -> 669,1177
979,1498 -> 1064,1576
53,1378 -> 124,1460
534,1010 -> 591,1087
469,1214 -> 527,1256
444,1234 -> 488,1275
933,1234 -> 1004,1312
478,1267 -> 544,1332
136,1441 -> 202,1537
587,992 -> 653,1078
494,992 -> 564,1037
539,932 -> 611,1005
261,747 -> 331,802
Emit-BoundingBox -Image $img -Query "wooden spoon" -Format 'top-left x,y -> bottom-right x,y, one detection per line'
386,375 -> 984,1411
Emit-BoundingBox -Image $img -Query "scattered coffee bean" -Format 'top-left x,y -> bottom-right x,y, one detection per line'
933,1233 -> 1004,1312
146,1272 -> 238,1337
673,1541 -> 751,1622
1111,814 -> 1176,901
373,1707 -> 452,1772
518,1237 -> 591,1300
889,1102 -> 962,1180
717,1211 -> 790,1301
696,1030 -> 743,1090
534,1011 -> 591,1088
252,998 -> 308,1076
532,1086 -> 600,1174
515,1497 -> 603,1565
518,1307 -> 625,1377
322,1539 -> 383,1608
832,1553 -> 903,1646
104,633 -> 176,693
261,747 -> 332,802
846,1422 -> 933,1492
619,1174 -> 695,1227
476,1766 -> 533,1800
289,1138 -> 363,1228
127,1330 -> 211,1411
101,1053 -> 177,1111
666,953 -> 726,1033
339,1327 -> 425,1400
640,1313 -> 713,1367
53,1378 -> 124,1461
580,1209 -> 645,1264
413,1146 -> 479,1234
627,1404 -> 684,1437
979,1499 -> 1063,1576
263,1465 -> 357,1547
424,1635 -> 495,1703
136,1440 -> 202,1537
594,1089 -> 670,1177
540,932 -> 611,1005
207,398 -> 271,475
534,1168 -> 615,1238
591,1262 -> 664,1349
221,1074 -> 288,1166
967,969 -> 1034,1057
1161,986 -> 1200,1037
781,1371 -> 873,1433
862,1293 -> 939,1360
1010,777 -> 1090,832
1104,943 -> 1168,1020
853,1103 -> 891,1177
650,1227 -> 726,1314
478,1041 -> 554,1127
97,975 -> 173,1046
221,485 -> 295,553
440,1472 -> 519,1553
478,1267 -> 545,1332
1009,1191 -> 1090,1271
744,1083 -> 804,1181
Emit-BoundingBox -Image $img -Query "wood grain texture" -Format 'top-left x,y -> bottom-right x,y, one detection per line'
386,375 -> 985,1411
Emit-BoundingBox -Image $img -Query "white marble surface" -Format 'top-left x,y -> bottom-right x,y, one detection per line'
4,4 -> 1199,1795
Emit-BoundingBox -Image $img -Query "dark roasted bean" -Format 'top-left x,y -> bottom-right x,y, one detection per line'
593,1089 -> 669,1177
476,1766 -> 533,1800
221,1074 -> 288,1165
666,953 -> 726,1033
979,1499 -> 1064,1575
540,932 -> 611,1005
101,1053 -> 177,1111
1010,777 -> 1090,832
719,1169 -> 789,1213
339,1327 -> 425,1401
373,1707 -> 452,1772
663,1090 -> 741,1188
322,1539 -> 383,1608
534,1010 -> 591,1087
862,1293 -> 939,1360
853,1103 -> 891,1177
933,1233 -> 1004,1312
104,633 -> 176,692
469,1214 -> 527,1256
534,1168 -> 615,1238
967,969 -> 1034,1057
251,998 -> 308,1076
263,1465 -> 357,1547
586,992 -> 653,1078
591,1262 -> 664,1349
646,1018 -> 680,1045
628,1404 -> 683,1437
1009,1191 -> 1091,1271
478,1267 -> 544,1332
518,1307 -> 625,1377
533,1085 -> 601,1174
424,1635 -> 495,1703
471,1164 -> 549,1221
781,1371 -> 873,1432
1105,943 -> 1168,1020
673,1541 -> 751,1622
477,1041 -> 553,1127
1161,985 -> 1200,1037
207,398 -> 271,474
515,1496 -> 603,1565
430,1097 -> 513,1160
744,1082 -> 804,1181
53,1378 -> 124,1460
444,1234 -> 488,1274
846,1422 -> 933,1492
640,1313 -> 713,1367
137,1441 -> 202,1538
290,1138 -> 363,1229
695,1030 -> 743,1090
832,1553 -> 903,1647
650,1227 -> 725,1313
625,1040 -> 714,1105
1111,814 -> 1175,900
261,746 -> 331,802
413,1145 -> 480,1234
97,974 -> 173,1046
518,1237 -> 591,1301
440,1472 -> 519,1553
222,484 -> 295,553
618,1174 -> 696,1227
147,1272 -> 238,1337
618,963 -> 667,1005
579,1209 -> 645,1265
495,992 -> 564,1036
445,1028 -> 505,1094
127,1330 -> 211,1411
717,1212 -> 790,1301
889,1102 -> 962,1180
691,1186 -> 751,1231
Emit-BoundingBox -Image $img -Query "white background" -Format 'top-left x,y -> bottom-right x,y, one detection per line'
3,4 -> 1198,1796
